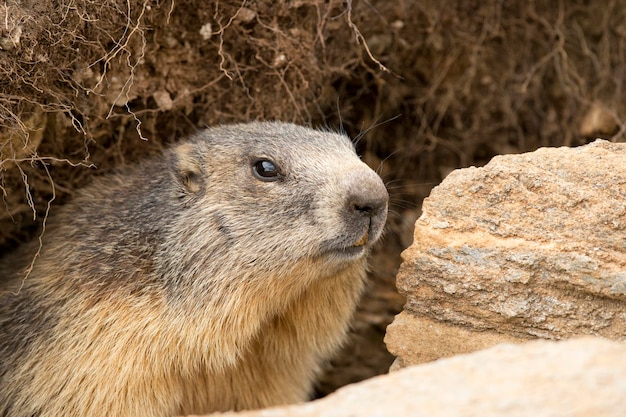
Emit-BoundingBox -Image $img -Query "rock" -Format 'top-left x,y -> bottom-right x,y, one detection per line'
580,102 -> 619,138
385,311 -> 520,371
153,90 -> 174,110
386,139 -> 626,368
191,338 -> 626,417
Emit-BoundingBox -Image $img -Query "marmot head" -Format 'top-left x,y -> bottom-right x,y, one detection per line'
159,122 -> 388,288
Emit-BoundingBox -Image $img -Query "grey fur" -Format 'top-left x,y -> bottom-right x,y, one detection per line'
0,122 -> 388,417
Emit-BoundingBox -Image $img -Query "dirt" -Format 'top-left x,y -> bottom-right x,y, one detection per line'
1,0 -> 625,395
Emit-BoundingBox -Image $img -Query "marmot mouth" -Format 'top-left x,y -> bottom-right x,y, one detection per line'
322,244 -> 367,261
353,230 -> 369,247
319,230 -> 372,261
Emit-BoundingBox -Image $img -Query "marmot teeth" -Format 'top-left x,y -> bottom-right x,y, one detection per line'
354,231 -> 369,247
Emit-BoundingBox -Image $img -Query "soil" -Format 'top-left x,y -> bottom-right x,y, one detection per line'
1,0 -> 625,396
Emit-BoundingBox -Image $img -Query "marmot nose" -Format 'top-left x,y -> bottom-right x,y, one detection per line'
346,167 -> 388,212
343,168 -> 389,242
350,194 -> 387,218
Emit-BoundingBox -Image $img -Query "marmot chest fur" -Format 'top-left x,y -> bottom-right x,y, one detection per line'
0,122 -> 388,417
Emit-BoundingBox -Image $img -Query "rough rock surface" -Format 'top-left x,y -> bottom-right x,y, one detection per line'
386,311 -> 521,371
386,139 -> 626,367
192,338 -> 626,417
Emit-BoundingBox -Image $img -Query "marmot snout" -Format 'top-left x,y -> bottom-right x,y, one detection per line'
0,122 -> 388,417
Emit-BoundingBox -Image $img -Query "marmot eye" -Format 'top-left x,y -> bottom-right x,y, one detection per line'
252,159 -> 281,182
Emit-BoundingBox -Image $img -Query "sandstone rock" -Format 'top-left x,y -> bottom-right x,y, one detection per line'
386,311 -> 520,371
386,139 -> 626,368
193,338 -> 626,417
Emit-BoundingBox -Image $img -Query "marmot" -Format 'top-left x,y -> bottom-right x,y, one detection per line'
0,122 -> 388,417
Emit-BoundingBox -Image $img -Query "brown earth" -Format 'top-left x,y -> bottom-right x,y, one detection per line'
1,0 -> 625,394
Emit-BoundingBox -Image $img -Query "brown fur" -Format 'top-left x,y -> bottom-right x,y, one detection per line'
0,122 -> 388,417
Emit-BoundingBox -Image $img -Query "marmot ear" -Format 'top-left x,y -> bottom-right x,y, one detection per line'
175,143 -> 203,194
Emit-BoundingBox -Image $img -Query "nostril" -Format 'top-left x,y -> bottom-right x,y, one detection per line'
351,196 -> 386,218
354,204 -> 373,215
